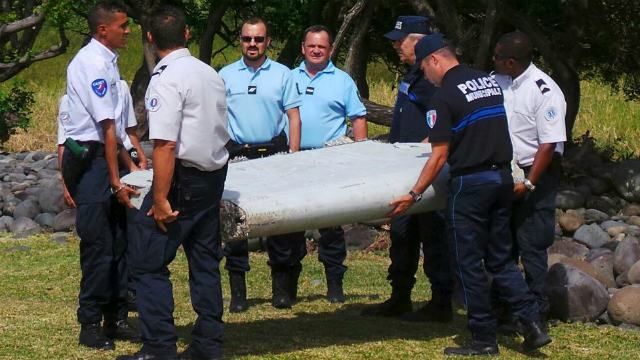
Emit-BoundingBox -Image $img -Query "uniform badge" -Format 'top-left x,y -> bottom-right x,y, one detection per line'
305,86 -> 315,95
544,107 -> 557,121
59,111 -> 70,124
395,21 -> 403,30
91,79 -> 108,97
426,110 -> 437,128
535,79 -> 550,95
248,85 -> 257,94
148,96 -> 161,112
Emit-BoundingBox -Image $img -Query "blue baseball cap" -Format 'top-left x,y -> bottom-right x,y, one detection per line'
384,16 -> 431,41
415,33 -> 448,63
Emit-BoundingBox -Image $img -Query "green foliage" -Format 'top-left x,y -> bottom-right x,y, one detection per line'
0,81 -> 34,145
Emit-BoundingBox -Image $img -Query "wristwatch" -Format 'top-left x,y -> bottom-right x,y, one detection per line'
523,179 -> 536,192
409,190 -> 423,202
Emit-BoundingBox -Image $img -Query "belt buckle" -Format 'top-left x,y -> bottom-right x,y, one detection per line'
490,164 -> 499,170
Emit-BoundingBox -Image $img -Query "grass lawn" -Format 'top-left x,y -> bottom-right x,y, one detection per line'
1,235 -> 640,359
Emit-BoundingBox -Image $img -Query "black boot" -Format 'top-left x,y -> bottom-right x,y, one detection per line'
289,265 -> 302,303
521,319 -> 552,352
229,271 -> 248,313
400,298 -> 452,323
79,322 -> 115,350
127,290 -> 138,312
360,288 -> 411,317
179,345 -> 222,360
117,350 -> 178,360
443,341 -> 499,356
103,319 -> 141,342
271,270 -> 292,309
327,278 -> 345,303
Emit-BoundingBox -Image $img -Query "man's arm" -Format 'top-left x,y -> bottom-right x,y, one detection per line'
388,142 -> 449,217
126,128 -> 148,169
118,144 -> 139,172
514,143 -> 556,198
286,107 -> 301,152
57,144 -> 76,208
148,139 -> 178,232
101,119 -> 136,207
351,117 -> 368,141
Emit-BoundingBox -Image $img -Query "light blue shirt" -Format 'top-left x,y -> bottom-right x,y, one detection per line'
291,61 -> 366,149
219,57 -> 301,144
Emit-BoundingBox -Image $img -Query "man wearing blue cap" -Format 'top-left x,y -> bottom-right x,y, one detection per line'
361,15 -> 453,322
388,33 -> 551,355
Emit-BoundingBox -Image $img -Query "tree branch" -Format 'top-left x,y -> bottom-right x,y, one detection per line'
331,0 -> 366,60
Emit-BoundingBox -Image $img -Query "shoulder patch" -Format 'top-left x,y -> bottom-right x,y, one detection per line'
535,79 -> 551,95
544,106 -> 558,121
426,110 -> 437,128
147,96 -> 161,112
91,79 -> 108,97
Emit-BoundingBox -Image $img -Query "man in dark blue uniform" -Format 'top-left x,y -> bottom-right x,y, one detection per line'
361,16 -> 453,322
389,34 -> 551,355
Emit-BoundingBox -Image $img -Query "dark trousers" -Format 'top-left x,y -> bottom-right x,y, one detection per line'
511,167 -> 559,317
318,227 -> 347,281
129,164 -> 227,357
448,169 -> 539,344
388,211 -> 452,299
63,149 -> 128,324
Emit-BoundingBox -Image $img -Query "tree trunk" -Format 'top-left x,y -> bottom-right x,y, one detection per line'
130,31 -> 157,139
362,99 -> 392,127
473,0 -> 498,71
343,1 -> 373,99
276,33 -> 301,68
198,0 -> 231,65
406,0 -> 436,17
331,0 -> 366,60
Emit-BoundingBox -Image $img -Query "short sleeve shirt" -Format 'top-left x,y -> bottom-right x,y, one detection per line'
428,65 -> 513,175
389,63 -> 437,143
493,63 -> 567,167
291,61 -> 366,149
145,48 -> 229,171
65,38 -> 121,142
219,57 -> 301,144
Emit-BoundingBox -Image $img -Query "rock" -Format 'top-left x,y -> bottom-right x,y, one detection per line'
344,224 -> 377,250
607,286 -> 640,325
608,160 -> 640,202
556,190 -> 586,210
560,257 -> 617,288
546,262 -> 609,322
627,260 -> 640,284
586,195 -> 619,215
558,210 -> 584,234
616,271 -> 630,287
584,177 -> 611,196
573,224 -> 610,249
12,199 -> 40,219
9,217 -> 41,238
601,220 -> 627,231
587,252 -> 616,288
548,253 -> 567,267
51,232 -> 69,244
613,236 -> 640,275
584,209 -> 610,224
34,212 -> 56,228
607,226 -> 628,237
53,209 -> 76,232
622,204 -> 640,217
38,182 -> 65,213
548,238 -> 589,259
628,225 -> 640,237
586,248 -> 612,262
0,215 -> 13,231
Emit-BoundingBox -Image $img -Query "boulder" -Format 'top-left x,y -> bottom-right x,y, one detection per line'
627,260 -> 640,284
12,199 -> 40,219
53,209 -> 76,232
613,236 -> 640,275
38,182 -> 65,213
556,190 -> 586,210
584,177 -> 611,196
573,224 -> 610,249
560,257 -> 617,288
584,209 -> 610,224
601,220 -> 627,231
548,253 -> 567,267
51,232 -> 69,244
0,215 -> 13,231
628,225 -> 640,237
546,262 -> 609,322
344,224 -> 377,250
586,248 -> 612,262
607,226 -> 628,238
622,204 -> 640,217
616,271 -> 630,287
607,286 -> 640,325
9,217 -> 41,238
558,210 -> 584,234
548,238 -> 589,259
586,195 -> 619,215
608,160 -> 640,202
587,252 -> 616,289
34,212 -> 56,228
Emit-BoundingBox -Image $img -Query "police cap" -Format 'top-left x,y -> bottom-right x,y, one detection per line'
384,16 -> 431,41
414,33 -> 448,63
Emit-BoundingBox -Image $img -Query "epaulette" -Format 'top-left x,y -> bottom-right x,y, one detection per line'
151,65 -> 168,77
535,79 -> 551,95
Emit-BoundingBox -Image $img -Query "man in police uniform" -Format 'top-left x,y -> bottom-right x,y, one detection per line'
361,16 -> 453,322
388,34 -> 551,355
219,17 -> 305,312
493,32 -> 566,321
118,5 -> 229,360
292,25 -> 368,303
62,0 -> 139,350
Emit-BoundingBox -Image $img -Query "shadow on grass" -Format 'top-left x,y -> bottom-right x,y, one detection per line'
176,303 -> 465,357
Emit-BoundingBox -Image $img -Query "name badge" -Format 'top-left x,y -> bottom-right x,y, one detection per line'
306,86 -> 315,95
248,85 -> 257,94
398,81 -> 410,95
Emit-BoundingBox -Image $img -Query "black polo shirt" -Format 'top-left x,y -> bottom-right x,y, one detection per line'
389,63 -> 437,143
427,64 -> 512,176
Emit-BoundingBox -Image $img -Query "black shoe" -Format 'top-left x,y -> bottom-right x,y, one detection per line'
444,341 -> 499,356
327,279 -> 345,303
116,350 -> 178,360
289,265 -> 301,303
79,322 -> 114,350
103,319 -> 141,342
271,270 -> 292,309
179,345 -> 222,360
521,320 -> 552,352
400,300 -> 452,323
360,294 -> 412,317
229,271 -> 248,313
127,290 -> 138,312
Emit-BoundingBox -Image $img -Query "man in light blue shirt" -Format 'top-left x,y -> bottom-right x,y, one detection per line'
290,25 -> 367,302
218,17 -> 305,312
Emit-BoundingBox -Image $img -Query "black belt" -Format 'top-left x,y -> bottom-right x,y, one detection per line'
76,140 -> 105,158
451,162 -> 510,177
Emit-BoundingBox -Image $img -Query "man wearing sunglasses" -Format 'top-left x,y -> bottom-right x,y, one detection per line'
218,17 -> 304,312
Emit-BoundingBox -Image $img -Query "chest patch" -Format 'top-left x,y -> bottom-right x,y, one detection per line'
305,86 -> 315,95
248,85 -> 257,94
91,79 -> 108,97
426,110 -> 437,128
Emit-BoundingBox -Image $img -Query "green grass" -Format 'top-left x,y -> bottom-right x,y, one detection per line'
2,235 -> 640,359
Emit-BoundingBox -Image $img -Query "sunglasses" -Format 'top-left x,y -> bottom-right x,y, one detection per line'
240,36 -> 266,43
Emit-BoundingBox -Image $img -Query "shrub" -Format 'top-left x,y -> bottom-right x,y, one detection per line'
0,80 -> 34,145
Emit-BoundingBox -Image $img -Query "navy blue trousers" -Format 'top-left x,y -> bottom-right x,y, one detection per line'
388,211 -> 452,299
129,163 -> 227,358
317,227 -> 347,281
62,148 -> 128,324
448,169 -> 539,344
